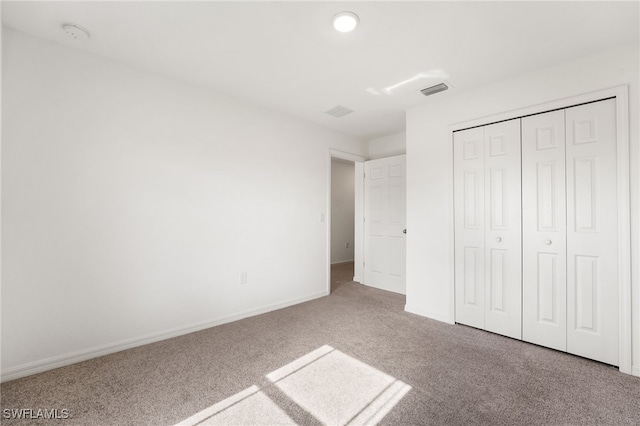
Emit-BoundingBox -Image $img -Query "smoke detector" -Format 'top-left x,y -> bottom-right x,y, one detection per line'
62,24 -> 90,40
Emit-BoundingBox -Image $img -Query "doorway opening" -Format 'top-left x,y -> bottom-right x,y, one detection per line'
330,158 -> 356,293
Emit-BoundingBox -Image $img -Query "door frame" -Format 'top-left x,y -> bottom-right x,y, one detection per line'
327,149 -> 366,294
449,85 -> 631,374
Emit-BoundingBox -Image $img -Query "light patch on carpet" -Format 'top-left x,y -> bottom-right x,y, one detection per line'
175,346 -> 411,426
197,391 -> 294,425
176,385 -> 294,426
266,344 -> 334,383
348,379 -> 412,426
272,347 -> 411,425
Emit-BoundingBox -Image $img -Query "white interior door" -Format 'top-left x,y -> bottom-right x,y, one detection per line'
363,155 -> 406,294
483,119 -> 522,339
454,127 -> 485,329
522,109 -> 568,351
566,99 -> 618,365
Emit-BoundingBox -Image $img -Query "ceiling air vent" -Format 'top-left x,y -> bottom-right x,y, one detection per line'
324,105 -> 354,118
420,82 -> 449,97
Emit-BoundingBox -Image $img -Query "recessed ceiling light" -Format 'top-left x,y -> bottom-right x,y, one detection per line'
62,23 -> 90,40
332,11 -> 359,33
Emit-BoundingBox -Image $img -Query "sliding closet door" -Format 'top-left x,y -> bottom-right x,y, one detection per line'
565,99 -> 618,365
522,110 -> 567,351
483,120 -> 522,339
454,127 -> 485,329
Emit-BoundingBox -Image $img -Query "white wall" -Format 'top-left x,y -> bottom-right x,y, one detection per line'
0,28 -> 367,380
330,160 -> 355,264
405,44 -> 640,375
368,132 -> 406,160
0,8 -> 4,376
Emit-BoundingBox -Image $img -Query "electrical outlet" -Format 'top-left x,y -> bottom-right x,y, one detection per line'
240,271 -> 248,284
345,242 -> 349,248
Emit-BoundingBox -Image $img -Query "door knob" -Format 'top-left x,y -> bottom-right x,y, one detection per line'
403,229 -> 407,234
496,237 -> 502,242
545,240 -> 552,245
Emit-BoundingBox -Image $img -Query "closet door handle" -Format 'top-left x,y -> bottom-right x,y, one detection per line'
545,240 -> 552,245
496,237 -> 502,242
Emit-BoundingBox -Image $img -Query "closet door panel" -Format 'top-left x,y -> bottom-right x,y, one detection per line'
483,119 -> 522,339
522,110 -> 567,351
566,99 -> 618,365
454,127 -> 485,329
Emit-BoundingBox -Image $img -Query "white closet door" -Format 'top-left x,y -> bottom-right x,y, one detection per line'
522,110 -> 567,351
454,127 -> 485,329
483,119 -> 522,339
566,99 -> 618,365
363,155 -> 406,294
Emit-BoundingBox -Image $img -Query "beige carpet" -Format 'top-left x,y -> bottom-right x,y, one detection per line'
330,261 -> 354,293
2,266 -> 639,425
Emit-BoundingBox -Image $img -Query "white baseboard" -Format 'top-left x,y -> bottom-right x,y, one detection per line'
632,365 -> 640,377
404,304 -> 455,325
1,291 -> 327,383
